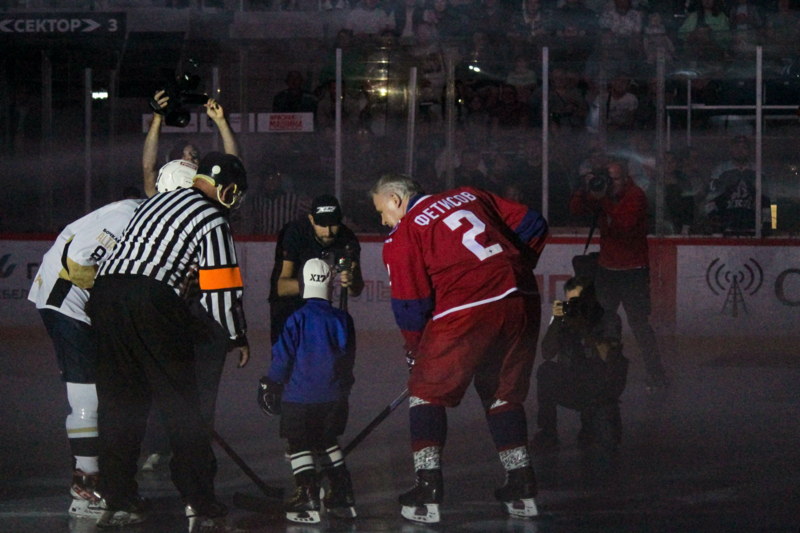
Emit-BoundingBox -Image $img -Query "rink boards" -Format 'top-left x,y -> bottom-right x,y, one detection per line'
2,235 -> 799,337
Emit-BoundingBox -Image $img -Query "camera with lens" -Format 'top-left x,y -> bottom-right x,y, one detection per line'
587,168 -> 611,193
150,59 -> 208,128
561,297 -> 582,319
560,289 -> 604,327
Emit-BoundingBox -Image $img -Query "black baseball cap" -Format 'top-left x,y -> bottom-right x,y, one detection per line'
311,194 -> 342,227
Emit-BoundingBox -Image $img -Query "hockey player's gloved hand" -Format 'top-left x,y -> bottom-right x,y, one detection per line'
405,351 -> 415,373
258,376 -> 283,416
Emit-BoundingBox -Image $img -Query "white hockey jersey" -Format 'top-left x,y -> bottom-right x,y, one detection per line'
28,199 -> 142,324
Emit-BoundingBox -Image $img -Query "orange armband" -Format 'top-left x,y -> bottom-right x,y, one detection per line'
199,266 -> 243,291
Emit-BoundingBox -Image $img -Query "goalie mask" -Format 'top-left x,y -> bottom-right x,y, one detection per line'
156,160 -> 198,193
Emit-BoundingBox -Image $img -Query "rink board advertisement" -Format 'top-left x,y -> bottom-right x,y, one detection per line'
2,236 -> 799,336
675,243 -> 800,336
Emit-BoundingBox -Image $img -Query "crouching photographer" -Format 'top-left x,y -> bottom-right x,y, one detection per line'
531,276 -> 628,454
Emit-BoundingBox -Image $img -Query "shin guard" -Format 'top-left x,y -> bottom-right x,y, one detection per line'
486,400 -> 531,470
409,398 -> 447,470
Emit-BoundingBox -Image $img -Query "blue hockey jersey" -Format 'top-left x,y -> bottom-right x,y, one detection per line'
268,299 -> 356,403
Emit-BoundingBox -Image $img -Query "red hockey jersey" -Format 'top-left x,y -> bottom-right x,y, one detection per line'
383,187 -> 548,353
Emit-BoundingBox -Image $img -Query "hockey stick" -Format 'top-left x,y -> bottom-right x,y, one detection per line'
339,285 -> 348,311
211,430 -> 284,500
337,255 -> 350,312
343,388 -> 409,457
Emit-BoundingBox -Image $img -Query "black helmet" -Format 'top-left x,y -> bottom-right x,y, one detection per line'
197,152 -> 248,193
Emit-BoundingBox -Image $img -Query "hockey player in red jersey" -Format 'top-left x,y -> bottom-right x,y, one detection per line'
371,174 -> 548,523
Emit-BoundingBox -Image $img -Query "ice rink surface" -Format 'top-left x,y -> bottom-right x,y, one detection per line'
2,327 -> 800,533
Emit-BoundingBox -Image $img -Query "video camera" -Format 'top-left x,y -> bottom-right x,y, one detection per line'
320,245 -> 354,274
586,168 -> 611,193
150,59 -> 208,128
321,245 -> 355,311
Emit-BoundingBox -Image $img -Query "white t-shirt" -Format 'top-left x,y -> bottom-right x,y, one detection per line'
29,199 -> 142,324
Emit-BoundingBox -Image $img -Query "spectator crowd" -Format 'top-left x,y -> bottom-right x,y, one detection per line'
234,0 -> 795,235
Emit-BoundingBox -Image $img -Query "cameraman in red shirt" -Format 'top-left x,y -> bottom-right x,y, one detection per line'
569,161 -> 668,392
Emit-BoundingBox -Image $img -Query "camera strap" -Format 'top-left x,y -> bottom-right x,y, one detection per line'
582,210 -> 601,255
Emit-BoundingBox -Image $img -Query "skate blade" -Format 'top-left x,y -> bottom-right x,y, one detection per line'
96,509 -> 147,527
505,498 -> 539,518
327,505 -> 357,518
286,510 -> 321,523
401,503 -> 440,523
68,498 -> 103,518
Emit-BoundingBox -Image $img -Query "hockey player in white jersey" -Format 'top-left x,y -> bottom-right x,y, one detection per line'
28,198 -> 143,519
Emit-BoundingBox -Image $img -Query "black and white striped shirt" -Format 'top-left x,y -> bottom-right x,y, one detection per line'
97,187 -> 247,342
250,192 -> 311,235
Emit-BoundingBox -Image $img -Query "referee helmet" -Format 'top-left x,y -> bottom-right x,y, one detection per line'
195,152 -> 248,208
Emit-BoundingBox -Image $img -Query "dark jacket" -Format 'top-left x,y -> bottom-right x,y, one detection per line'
540,312 -> 628,402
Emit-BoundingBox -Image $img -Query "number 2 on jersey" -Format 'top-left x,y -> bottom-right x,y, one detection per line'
444,210 -> 503,261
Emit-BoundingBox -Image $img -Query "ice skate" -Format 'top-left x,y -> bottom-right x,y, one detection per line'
285,473 -> 321,524
186,501 -> 229,532
495,466 -> 539,519
399,469 -> 443,524
323,466 -> 356,518
69,470 -> 103,518
95,495 -> 150,528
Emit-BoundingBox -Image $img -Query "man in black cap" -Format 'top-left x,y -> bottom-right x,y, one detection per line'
269,194 -> 364,346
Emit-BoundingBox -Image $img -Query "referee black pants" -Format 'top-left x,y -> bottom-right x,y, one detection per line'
89,275 -> 217,509
144,303 -> 230,458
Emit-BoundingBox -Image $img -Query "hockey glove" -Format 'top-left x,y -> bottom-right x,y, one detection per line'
258,376 -> 283,416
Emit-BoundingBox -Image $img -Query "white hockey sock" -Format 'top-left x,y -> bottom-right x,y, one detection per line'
75,456 -> 99,475
66,383 -> 99,473
290,451 -> 316,476
499,446 -> 531,471
323,445 -> 344,469
414,446 -> 442,471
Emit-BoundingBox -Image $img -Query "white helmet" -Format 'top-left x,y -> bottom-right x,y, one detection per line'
156,160 -> 198,193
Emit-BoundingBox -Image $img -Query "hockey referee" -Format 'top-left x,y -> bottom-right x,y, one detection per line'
88,152 -> 249,531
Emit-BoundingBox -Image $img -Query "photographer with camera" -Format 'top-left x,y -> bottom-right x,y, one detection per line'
569,161 -> 668,392
531,276 -> 628,453
143,90 -> 239,198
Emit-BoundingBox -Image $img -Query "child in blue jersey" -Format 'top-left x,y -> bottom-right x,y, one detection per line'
258,258 -> 357,523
